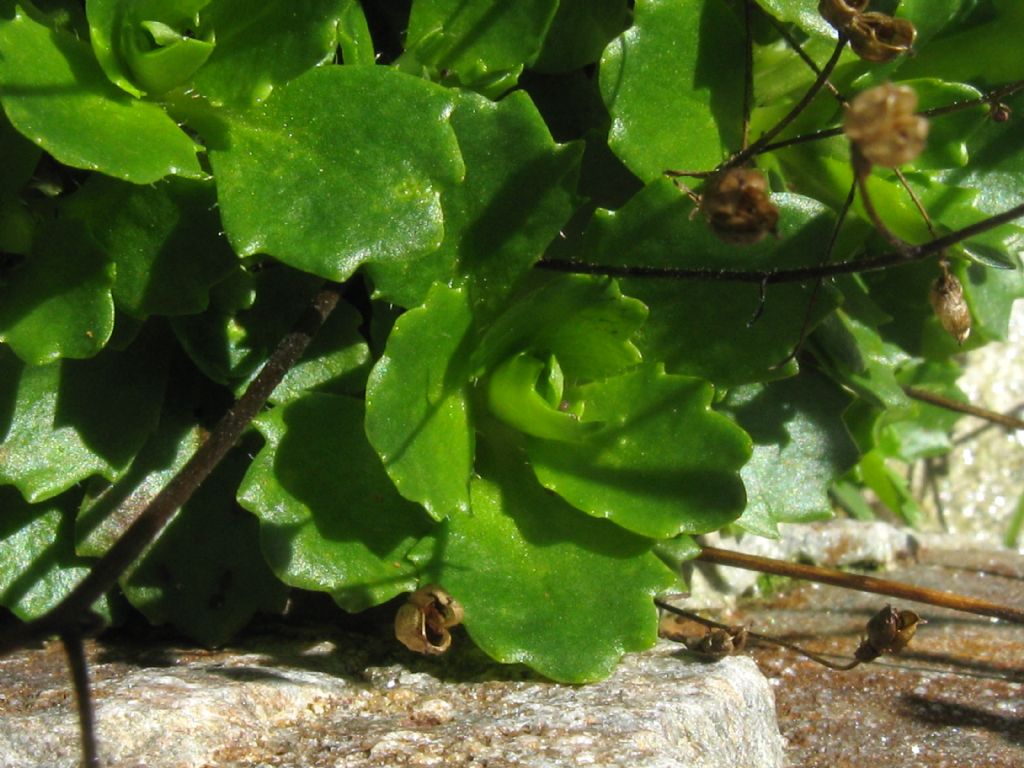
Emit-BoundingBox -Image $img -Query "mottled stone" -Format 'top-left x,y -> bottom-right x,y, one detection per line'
0,630 -> 784,768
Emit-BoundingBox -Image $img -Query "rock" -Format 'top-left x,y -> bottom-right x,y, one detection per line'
0,628 -> 785,768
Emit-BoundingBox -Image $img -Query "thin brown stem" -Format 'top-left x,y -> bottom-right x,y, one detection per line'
904,386 -> 1024,431
894,169 -> 938,238
765,14 -> 845,102
696,545 -> 1024,624
854,154 -> 913,251
721,35 -> 847,171
0,282 -> 345,657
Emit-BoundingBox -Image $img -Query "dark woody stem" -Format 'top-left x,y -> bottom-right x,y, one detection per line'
534,201 -> 1024,284
62,632 -> 100,768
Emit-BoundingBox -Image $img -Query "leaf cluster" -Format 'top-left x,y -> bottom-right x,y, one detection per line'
0,0 -> 1021,681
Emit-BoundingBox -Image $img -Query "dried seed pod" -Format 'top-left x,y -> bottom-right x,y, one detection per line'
685,626 -> 748,659
990,102 -> 1012,123
394,584 -> 464,655
855,605 -> 922,663
701,168 -> 779,245
930,270 -> 971,344
818,0 -> 868,31
847,12 -> 916,62
844,83 -> 929,168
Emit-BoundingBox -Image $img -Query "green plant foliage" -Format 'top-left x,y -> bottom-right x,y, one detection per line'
1,0 -> 1022,684
62,176 -> 236,319
722,370 -> 859,537
0,1 -> 203,182
600,0 -> 745,180
440,90 -> 583,315
529,364 -> 751,538
206,65 -> 464,307
409,436 -> 676,683
0,338 -> 166,502
238,393 -> 431,612
191,0 -> 350,105
0,218 -> 114,364
403,0 -> 560,96
365,283 -> 475,518
0,486 -> 113,621
579,179 -> 845,384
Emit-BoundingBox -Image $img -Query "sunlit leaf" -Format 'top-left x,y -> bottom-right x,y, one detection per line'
0,2 -> 203,182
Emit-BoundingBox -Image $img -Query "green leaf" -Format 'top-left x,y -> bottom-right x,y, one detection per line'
410,435 -> 677,683
119,443 -> 287,646
895,79 -> 983,170
86,0 -> 213,96
753,0 -> 834,38
237,393 -> 431,612
438,90 -> 583,316
0,487 -> 112,621
877,360 -> 964,462
722,369 -> 858,538
898,0 -> 1024,84
0,217 -> 114,364
600,0 -> 745,181
337,0 -> 375,66
528,364 -> 751,538
855,449 -> 924,527
0,334 -> 167,502
486,352 -> 598,442
810,307 -> 912,409
207,65 -> 464,305
62,175 -> 236,319
365,283 -> 474,519
0,2 -> 204,182
472,273 -> 646,381
533,0 -> 630,73
403,0 -> 559,97
580,178 -> 845,385
191,0 -> 348,105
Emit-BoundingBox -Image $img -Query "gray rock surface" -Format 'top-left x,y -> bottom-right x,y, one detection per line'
0,628 -> 785,768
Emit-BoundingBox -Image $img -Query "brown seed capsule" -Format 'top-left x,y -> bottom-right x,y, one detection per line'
686,626 -> 749,659
990,102 -> 1012,123
929,270 -> 971,344
818,0 -> 869,32
846,12 -> 916,62
701,168 -> 780,245
394,584 -> 464,655
855,605 -> 923,662
844,83 -> 929,168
